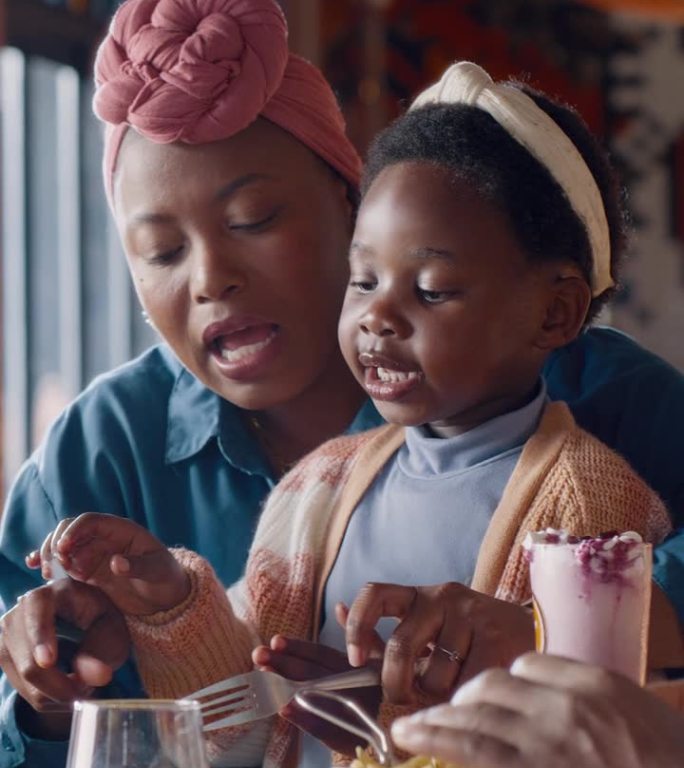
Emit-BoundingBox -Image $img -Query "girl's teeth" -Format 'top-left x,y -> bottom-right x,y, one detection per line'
377,367 -> 420,383
219,336 -> 272,363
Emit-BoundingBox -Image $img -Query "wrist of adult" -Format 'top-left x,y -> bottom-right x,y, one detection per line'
15,696 -> 71,741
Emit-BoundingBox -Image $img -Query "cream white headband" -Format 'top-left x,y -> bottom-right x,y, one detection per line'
411,61 -> 613,297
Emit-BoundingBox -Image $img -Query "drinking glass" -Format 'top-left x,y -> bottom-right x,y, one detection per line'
528,534 -> 652,684
66,699 -> 209,768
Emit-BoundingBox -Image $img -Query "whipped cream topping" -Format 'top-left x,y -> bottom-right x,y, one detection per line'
523,528 -> 645,582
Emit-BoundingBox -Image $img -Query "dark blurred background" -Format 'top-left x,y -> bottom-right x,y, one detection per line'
1,0 -> 683,494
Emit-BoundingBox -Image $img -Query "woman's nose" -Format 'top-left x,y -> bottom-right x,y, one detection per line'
190,241 -> 245,303
359,295 -> 409,338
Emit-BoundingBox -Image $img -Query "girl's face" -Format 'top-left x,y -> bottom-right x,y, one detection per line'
114,119 -> 353,411
339,161 -> 559,435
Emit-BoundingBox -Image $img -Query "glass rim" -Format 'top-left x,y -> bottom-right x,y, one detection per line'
73,699 -> 200,713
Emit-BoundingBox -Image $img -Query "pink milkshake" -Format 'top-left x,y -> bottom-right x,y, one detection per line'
524,529 -> 652,684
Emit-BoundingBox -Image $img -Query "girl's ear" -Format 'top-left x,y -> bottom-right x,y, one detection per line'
536,272 -> 592,351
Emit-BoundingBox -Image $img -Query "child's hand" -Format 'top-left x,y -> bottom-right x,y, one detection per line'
252,635 -> 381,756
25,513 -> 190,616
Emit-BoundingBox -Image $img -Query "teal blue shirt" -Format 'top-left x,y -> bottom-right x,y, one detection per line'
0,344 -> 381,768
1,328 -> 683,767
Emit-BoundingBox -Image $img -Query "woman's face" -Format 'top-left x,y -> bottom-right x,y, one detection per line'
114,119 -> 353,410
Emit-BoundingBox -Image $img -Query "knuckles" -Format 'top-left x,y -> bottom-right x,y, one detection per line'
430,582 -> 464,601
385,633 -> 417,664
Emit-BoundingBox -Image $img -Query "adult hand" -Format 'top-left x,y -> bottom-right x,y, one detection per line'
0,578 -> 129,740
345,582 -> 534,705
253,635 -> 381,755
391,653 -> 684,768
26,512 -> 190,615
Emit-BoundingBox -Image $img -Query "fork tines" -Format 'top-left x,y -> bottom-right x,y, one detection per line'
186,674 -> 255,729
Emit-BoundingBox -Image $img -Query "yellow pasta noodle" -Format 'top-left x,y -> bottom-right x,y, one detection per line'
350,746 -> 459,768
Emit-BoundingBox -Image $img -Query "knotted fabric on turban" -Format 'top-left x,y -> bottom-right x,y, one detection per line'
94,0 -> 361,204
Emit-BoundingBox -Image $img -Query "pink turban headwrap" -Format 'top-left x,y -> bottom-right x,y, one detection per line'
94,0 -> 362,204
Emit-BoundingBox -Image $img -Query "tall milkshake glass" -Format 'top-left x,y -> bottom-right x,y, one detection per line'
525,529 -> 652,684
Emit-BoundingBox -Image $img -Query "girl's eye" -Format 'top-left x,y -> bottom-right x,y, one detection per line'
417,287 -> 455,304
349,279 -> 376,294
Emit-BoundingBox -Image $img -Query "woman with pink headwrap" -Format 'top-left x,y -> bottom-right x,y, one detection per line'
0,2 -> 683,767
0,1 -> 375,764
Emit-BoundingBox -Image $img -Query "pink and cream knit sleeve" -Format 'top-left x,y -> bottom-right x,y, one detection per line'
125,548 -> 255,700
124,431 -> 367,699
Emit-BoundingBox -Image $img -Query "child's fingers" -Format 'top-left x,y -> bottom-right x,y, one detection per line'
41,519 -> 77,573
261,637 -> 348,680
263,649 -> 327,680
269,636 -> 349,670
39,531 -> 57,580
58,539 -> 163,584
56,538 -> 123,582
109,554 -> 131,576
56,514 -> 167,582
111,549 -> 172,581
251,645 -> 273,669
104,549 -> 189,615
55,512 -> 116,554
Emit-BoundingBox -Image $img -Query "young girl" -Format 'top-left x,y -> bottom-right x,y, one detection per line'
35,62 -> 671,767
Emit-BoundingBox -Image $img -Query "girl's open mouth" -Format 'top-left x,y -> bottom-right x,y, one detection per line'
362,364 -> 424,401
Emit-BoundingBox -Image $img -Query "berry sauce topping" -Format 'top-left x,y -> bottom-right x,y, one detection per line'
523,528 -> 645,582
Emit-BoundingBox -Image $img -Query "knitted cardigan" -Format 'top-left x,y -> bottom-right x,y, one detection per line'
127,402 -> 671,768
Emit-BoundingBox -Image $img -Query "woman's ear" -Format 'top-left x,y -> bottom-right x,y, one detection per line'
536,273 -> 592,351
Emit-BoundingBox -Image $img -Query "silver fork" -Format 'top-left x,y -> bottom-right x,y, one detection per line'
187,667 -> 380,731
295,689 -> 395,766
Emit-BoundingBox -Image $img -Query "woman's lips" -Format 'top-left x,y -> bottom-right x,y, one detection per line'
209,323 -> 280,379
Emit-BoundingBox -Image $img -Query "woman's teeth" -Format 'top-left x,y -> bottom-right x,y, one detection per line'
376,367 -> 421,383
218,335 -> 273,363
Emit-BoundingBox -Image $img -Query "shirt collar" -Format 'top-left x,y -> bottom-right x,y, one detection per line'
164,351 -> 222,464
165,360 -> 276,479
164,346 -> 383,474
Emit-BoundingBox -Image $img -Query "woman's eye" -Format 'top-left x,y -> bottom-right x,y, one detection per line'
229,209 -> 279,232
148,246 -> 183,266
